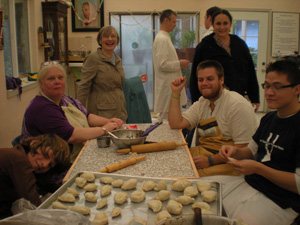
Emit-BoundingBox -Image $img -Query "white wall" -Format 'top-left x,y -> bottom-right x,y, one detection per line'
0,0 -> 299,147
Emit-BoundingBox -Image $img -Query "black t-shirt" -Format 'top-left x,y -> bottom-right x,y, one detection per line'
245,111 -> 300,213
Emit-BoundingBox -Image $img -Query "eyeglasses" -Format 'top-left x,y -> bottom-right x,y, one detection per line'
40,60 -> 61,69
261,83 -> 299,91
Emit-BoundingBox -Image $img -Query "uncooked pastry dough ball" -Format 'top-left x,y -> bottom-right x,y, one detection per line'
100,185 -> 112,197
75,177 -> 87,188
85,192 -> 98,202
166,199 -> 183,215
121,178 -> 138,190
184,186 -> 198,197
70,206 -> 90,215
154,190 -> 171,201
114,192 -> 128,205
83,183 -> 98,192
112,207 -> 122,218
58,193 -> 75,203
80,172 -> 95,182
96,198 -> 108,209
147,199 -> 162,213
192,201 -> 211,210
93,212 -> 108,225
130,189 -> 146,203
100,176 -> 114,184
155,211 -> 172,223
141,180 -> 156,191
154,180 -> 167,191
112,179 -> 124,188
175,195 -> 195,205
201,190 -> 217,202
171,179 -> 192,191
196,181 -> 212,192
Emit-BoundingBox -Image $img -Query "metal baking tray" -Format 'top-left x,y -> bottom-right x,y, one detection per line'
38,172 -> 222,224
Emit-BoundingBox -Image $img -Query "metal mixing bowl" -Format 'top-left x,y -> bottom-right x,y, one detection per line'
110,129 -> 145,149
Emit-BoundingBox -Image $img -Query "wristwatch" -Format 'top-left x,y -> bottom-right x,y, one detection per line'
101,127 -> 107,135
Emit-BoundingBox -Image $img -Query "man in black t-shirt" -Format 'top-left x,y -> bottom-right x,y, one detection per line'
217,60 -> 300,225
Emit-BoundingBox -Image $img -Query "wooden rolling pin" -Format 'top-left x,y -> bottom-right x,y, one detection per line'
116,141 -> 187,154
98,155 -> 146,173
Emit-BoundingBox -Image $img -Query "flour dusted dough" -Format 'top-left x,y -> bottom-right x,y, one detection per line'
96,198 -> 108,209
93,212 -> 108,225
130,189 -> 146,203
114,192 -> 128,205
84,183 -> 98,192
75,177 -> 87,188
70,205 -> 90,215
100,176 -> 114,184
154,180 -> 167,191
58,193 -> 75,203
147,199 -> 162,213
192,201 -> 211,210
155,211 -> 172,223
80,172 -> 95,182
121,178 -> 138,190
154,190 -> 171,202
52,201 -> 68,209
100,185 -> 112,197
67,187 -> 80,197
201,190 -> 217,202
166,199 -> 183,215
184,186 -> 198,197
112,179 -> 124,188
171,179 -> 192,191
85,192 -> 98,202
141,180 -> 156,192
111,207 -> 122,218
196,181 -> 212,192
175,195 -> 195,205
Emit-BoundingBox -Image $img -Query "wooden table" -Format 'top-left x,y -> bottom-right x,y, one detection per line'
63,123 -> 199,183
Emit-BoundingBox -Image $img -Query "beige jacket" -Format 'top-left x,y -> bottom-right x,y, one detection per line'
77,48 -> 127,122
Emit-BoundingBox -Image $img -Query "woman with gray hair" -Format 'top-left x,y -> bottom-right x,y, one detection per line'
21,62 -> 123,163
77,25 -> 128,122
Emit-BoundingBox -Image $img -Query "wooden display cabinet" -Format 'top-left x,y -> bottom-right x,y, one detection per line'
42,1 -> 69,65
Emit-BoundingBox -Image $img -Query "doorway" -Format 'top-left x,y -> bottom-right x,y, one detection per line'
229,10 -> 270,112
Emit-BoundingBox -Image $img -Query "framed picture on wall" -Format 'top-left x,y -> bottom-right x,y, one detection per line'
0,9 -> 4,50
71,0 -> 104,32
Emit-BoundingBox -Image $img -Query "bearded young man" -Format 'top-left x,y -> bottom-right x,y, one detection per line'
168,60 -> 258,177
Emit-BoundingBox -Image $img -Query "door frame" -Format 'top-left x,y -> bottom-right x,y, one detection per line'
226,8 -> 272,112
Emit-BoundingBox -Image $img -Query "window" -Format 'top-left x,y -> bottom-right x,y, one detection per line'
110,12 -> 199,110
3,0 -> 31,78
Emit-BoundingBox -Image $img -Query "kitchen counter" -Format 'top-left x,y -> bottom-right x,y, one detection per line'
63,123 -> 199,182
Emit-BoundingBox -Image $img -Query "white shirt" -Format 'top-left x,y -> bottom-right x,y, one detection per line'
153,30 -> 187,113
182,89 -> 258,144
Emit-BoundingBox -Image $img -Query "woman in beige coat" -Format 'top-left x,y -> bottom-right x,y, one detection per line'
77,26 -> 127,122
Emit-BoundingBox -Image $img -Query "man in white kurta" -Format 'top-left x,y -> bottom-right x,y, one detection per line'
153,9 -> 190,122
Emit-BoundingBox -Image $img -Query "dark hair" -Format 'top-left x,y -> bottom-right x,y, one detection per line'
21,134 -> 70,168
96,25 -> 120,47
206,6 -> 221,18
266,60 -> 300,85
197,60 -> 224,78
212,9 -> 232,24
160,9 -> 176,24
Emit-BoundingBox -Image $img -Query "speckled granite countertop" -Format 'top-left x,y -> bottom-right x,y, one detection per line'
64,123 -> 198,181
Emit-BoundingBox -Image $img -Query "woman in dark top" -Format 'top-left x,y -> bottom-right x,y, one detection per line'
190,9 -> 260,112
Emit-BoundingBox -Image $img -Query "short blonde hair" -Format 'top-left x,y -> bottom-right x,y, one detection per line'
21,133 -> 70,168
38,63 -> 66,86
96,25 -> 120,47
